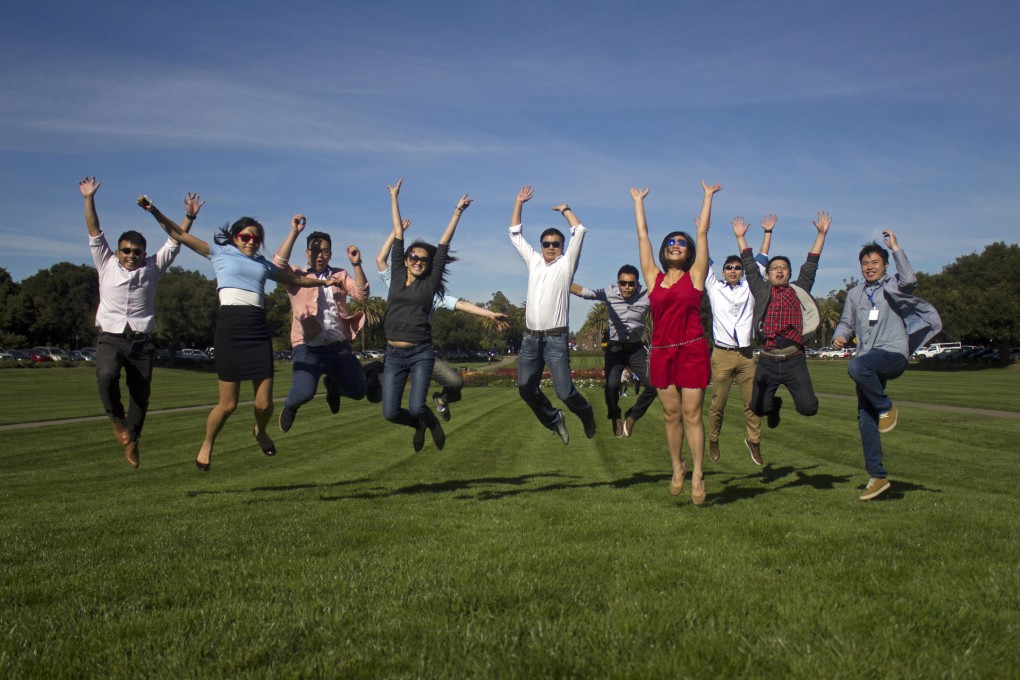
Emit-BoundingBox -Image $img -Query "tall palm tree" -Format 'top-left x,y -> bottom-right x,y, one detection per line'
577,302 -> 609,351
348,295 -> 386,351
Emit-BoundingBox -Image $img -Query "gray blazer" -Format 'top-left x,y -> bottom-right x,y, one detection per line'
834,249 -> 942,355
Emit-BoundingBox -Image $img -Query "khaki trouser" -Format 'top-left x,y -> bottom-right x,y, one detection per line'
708,347 -> 760,444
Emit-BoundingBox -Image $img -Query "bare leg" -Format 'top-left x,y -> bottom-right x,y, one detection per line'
681,387 -> 707,502
657,387 -> 686,492
252,377 -> 275,450
197,380 -> 240,466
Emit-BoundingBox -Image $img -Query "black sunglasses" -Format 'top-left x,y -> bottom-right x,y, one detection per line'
541,241 -> 563,249
617,280 -> 637,287
666,238 -> 688,247
119,247 -> 145,256
724,264 -> 743,271
407,253 -> 431,265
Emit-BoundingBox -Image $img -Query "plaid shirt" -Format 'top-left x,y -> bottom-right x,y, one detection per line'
760,285 -> 802,349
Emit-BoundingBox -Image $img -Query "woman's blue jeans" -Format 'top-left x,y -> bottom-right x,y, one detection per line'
382,342 -> 439,429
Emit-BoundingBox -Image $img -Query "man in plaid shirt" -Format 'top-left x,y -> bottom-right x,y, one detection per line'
733,213 -> 831,459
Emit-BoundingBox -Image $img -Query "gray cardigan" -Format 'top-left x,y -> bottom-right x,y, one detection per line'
741,248 -> 820,345
834,249 -> 941,356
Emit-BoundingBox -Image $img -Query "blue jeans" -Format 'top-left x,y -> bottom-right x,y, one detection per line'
517,334 -> 593,429
382,343 -> 439,429
284,342 -> 366,411
848,349 -> 908,478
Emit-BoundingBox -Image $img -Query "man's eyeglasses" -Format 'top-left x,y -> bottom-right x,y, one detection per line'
667,238 -> 688,247
617,280 -> 637,287
237,233 -> 263,245
541,241 -> 563,249
407,253 -> 431,265
119,247 -> 145,257
768,265 -> 790,271
724,265 -> 743,271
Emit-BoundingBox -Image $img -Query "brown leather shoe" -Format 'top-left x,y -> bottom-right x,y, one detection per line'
124,440 -> 139,468
623,416 -> 637,437
709,440 -> 721,462
112,419 -> 131,446
613,419 -> 623,437
745,438 -> 763,466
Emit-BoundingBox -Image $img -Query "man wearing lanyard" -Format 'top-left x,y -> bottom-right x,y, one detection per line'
80,177 -> 198,468
571,266 -> 655,438
705,217 -> 774,465
832,231 -> 941,500
273,215 -> 369,433
510,185 -> 596,444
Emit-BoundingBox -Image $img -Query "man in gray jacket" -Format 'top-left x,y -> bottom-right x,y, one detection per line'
833,230 -> 941,500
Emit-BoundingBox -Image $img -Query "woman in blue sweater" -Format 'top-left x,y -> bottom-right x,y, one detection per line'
382,179 -> 470,452
142,199 -> 329,470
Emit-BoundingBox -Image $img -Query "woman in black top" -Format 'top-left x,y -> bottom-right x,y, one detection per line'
382,179 -> 470,451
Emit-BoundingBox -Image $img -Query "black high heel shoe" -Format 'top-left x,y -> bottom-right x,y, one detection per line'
195,457 -> 211,472
253,426 -> 276,457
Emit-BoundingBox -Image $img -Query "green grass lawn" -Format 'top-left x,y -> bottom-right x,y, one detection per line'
1,365 -> 1018,677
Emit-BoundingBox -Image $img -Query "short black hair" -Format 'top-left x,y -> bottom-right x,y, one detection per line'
617,264 -> 639,279
767,255 -> 792,273
858,242 -> 889,264
723,255 -> 742,268
117,231 -> 146,250
658,231 -> 695,272
539,228 -> 565,245
306,231 -> 332,250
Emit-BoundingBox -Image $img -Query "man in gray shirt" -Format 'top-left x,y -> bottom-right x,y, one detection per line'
833,230 -> 941,500
572,265 -> 656,437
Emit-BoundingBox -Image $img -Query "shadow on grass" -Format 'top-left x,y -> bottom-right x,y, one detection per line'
185,478 -> 372,498
709,464 -> 854,506
867,479 -> 943,500
317,471 -> 670,502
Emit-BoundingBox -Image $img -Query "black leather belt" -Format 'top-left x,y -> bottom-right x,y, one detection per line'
102,330 -> 151,341
715,344 -> 744,352
527,327 -> 567,337
758,350 -> 804,362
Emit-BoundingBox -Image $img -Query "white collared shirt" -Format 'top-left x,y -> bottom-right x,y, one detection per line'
90,232 -> 180,333
704,261 -> 761,348
509,223 -> 586,331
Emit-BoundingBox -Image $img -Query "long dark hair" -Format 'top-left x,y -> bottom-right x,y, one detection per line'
658,231 -> 696,272
407,239 -> 458,301
214,217 -> 265,252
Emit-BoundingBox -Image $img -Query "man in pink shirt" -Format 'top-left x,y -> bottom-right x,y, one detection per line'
273,215 -> 370,433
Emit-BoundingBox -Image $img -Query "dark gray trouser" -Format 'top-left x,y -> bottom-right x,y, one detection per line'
96,334 -> 155,441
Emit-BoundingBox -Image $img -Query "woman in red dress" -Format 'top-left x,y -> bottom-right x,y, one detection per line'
632,181 -> 722,505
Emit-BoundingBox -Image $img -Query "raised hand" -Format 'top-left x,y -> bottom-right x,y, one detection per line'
79,176 -> 101,198
347,245 -> 361,263
291,214 -> 306,234
882,229 -> 899,251
456,195 -> 473,211
762,214 -> 777,231
516,185 -> 533,203
388,178 -> 403,199
550,204 -> 570,213
732,216 -> 750,238
702,180 -> 723,195
184,192 -> 205,217
813,211 -> 832,234
630,187 -> 649,201
401,218 -> 411,231
136,195 -> 155,212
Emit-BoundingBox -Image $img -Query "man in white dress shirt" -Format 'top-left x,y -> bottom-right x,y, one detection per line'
80,177 -> 197,468
705,216 -> 773,465
509,185 -> 596,444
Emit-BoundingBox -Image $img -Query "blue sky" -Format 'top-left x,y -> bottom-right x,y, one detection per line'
2,0 -> 1017,330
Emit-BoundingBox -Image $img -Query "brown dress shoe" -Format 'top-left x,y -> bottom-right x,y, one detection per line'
745,438 -> 763,466
112,419 -> 132,446
124,440 -> 139,468
613,419 -> 623,437
709,440 -> 721,462
623,416 -> 637,437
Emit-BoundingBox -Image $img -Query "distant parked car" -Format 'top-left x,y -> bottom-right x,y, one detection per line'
68,350 -> 95,363
0,348 -> 14,361
155,349 -> 171,365
33,347 -> 70,362
22,349 -> 54,363
175,349 -> 210,364
364,349 -> 385,359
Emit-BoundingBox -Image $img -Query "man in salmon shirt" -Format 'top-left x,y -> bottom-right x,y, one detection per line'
273,214 -> 370,433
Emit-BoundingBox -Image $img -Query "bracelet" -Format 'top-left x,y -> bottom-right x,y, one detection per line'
186,213 -> 197,220
350,260 -> 363,266
763,229 -> 773,234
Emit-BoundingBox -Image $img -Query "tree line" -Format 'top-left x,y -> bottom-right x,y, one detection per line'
2,242 -> 1017,358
